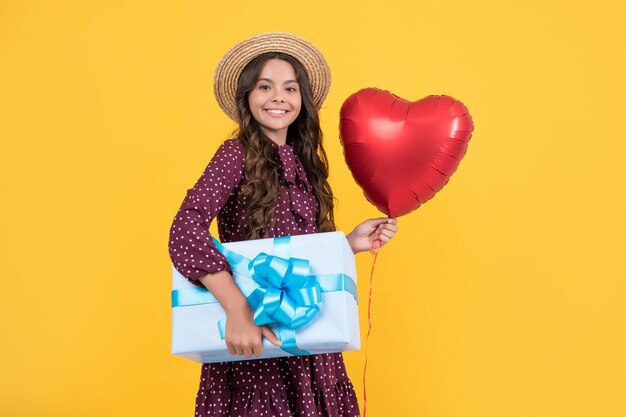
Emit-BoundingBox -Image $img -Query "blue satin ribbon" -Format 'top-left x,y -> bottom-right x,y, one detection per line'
171,236 -> 358,356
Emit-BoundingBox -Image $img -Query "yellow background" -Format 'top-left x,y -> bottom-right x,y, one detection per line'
1,1 -> 625,416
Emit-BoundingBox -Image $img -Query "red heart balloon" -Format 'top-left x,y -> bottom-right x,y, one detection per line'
339,88 -> 474,217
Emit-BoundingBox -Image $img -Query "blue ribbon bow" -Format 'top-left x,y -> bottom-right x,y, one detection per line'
245,251 -> 322,329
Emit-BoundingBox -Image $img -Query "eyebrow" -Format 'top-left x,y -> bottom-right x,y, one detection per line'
257,78 -> 298,85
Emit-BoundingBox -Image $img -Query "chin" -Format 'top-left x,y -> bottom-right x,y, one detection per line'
262,119 -> 295,132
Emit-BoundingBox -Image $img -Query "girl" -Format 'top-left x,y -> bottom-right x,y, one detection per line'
169,32 -> 398,417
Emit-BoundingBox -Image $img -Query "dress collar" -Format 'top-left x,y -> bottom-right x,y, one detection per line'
265,137 -> 316,226
265,138 -> 311,191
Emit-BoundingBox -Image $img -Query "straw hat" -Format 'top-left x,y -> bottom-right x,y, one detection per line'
213,32 -> 331,122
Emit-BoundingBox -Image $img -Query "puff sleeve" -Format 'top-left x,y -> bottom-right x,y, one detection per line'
168,139 -> 244,287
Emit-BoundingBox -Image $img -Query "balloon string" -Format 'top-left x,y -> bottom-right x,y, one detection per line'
363,238 -> 381,417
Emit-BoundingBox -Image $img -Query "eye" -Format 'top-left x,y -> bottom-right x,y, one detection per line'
258,85 -> 270,91
286,87 -> 298,92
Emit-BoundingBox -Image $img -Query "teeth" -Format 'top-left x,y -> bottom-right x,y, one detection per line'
266,109 -> 287,115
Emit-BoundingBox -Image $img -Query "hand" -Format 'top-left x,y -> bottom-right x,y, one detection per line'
224,304 -> 282,358
346,217 -> 399,254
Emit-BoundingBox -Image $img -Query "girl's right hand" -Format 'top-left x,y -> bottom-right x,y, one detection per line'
224,303 -> 282,358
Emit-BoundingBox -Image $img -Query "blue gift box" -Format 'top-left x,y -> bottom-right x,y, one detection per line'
171,231 -> 360,363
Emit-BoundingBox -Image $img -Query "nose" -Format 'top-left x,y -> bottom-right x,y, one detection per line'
271,90 -> 285,103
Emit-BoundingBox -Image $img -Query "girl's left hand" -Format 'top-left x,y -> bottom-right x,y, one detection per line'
346,217 -> 398,254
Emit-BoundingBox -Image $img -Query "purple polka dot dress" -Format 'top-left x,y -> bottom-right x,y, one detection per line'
169,138 -> 361,416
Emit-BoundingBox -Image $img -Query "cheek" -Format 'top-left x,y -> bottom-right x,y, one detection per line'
247,94 -> 264,115
290,102 -> 302,120
247,93 -> 257,108
293,95 -> 303,112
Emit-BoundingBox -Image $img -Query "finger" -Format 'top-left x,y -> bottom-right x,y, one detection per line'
252,341 -> 263,358
243,345 -> 254,358
368,218 -> 391,227
375,224 -> 395,236
379,229 -> 395,239
229,342 -> 240,356
376,233 -> 391,243
387,217 -> 398,225
382,223 -> 398,232
234,345 -> 244,356
375,236 -> 390,246
262,326 -> 282,347
226,342 -> 236,356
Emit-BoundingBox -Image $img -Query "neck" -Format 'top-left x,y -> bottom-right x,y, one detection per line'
270,138 -> 286,146
261,128 -> 287,146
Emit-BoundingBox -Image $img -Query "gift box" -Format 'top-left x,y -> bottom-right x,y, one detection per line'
171,231 -> 360,363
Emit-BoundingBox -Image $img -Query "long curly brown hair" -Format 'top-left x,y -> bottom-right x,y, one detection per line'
232,52 -> 336,239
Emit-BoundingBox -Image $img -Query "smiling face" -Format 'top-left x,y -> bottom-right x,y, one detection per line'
247,58 -> 302,145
